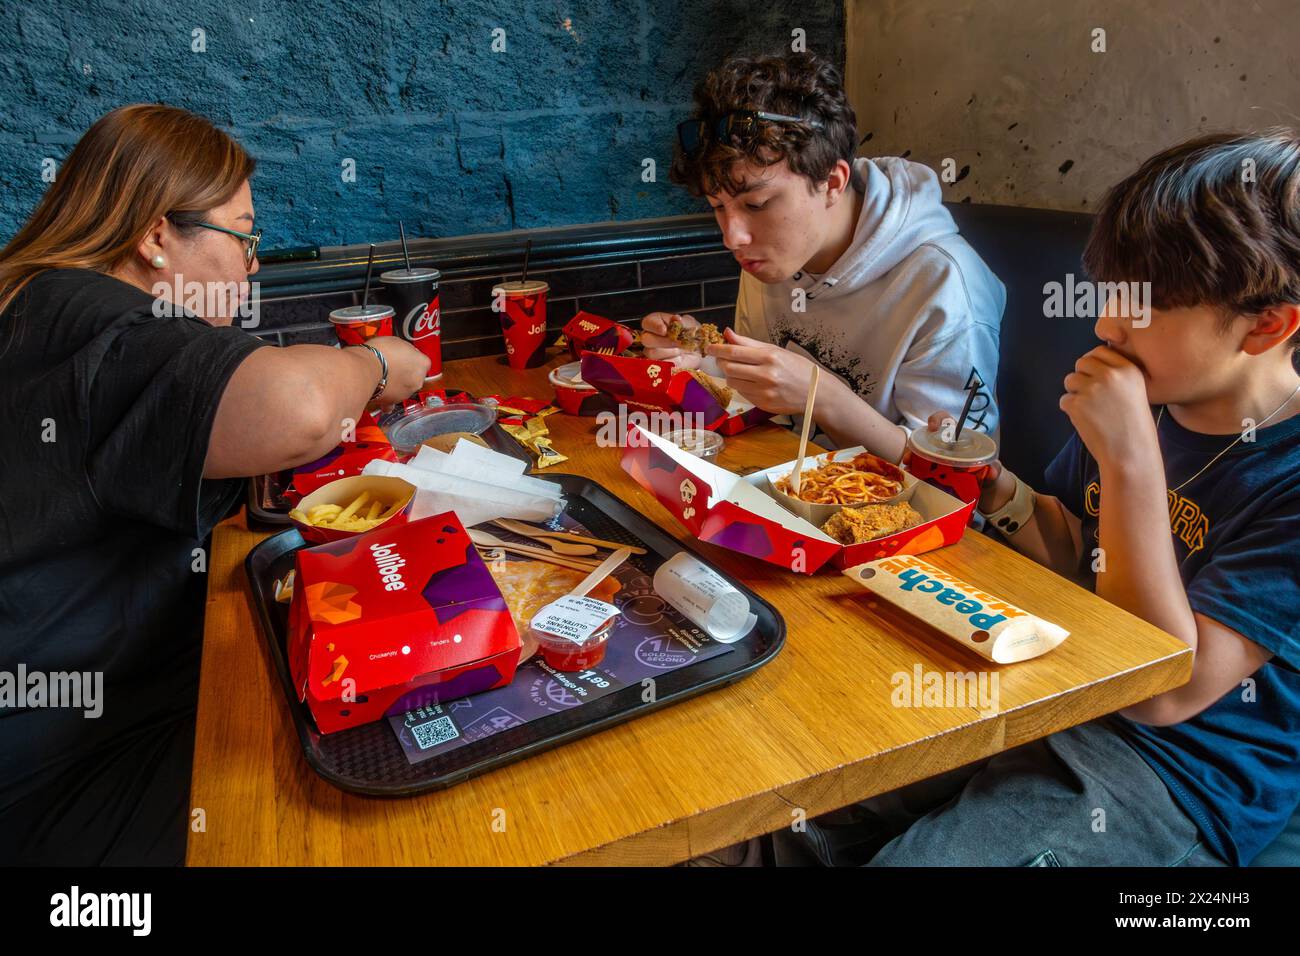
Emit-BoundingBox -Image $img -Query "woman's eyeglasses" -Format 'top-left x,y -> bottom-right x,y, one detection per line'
168,214 -> 262,267
677,109 -> 825,157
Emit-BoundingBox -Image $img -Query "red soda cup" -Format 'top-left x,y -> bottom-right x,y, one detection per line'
903,428 -> 998,505
492,280 -> 549,369
328,304 -> 394,346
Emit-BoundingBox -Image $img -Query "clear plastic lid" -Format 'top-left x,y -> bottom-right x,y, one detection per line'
379,267 -> 440,283
907,427 -> 997,466
493,280 -> 549,295
383,403 -> 497,456
329,303 -> 395,323
663,428 -> 724,459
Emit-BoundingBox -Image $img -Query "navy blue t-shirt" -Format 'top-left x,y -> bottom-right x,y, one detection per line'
1044,407 -> 1300,865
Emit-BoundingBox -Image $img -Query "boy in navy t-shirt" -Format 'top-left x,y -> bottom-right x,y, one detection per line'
835,131 -> 1300,868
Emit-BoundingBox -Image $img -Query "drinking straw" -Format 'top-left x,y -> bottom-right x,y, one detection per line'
790,365 -> 821,496
399,222 -> 412,273
361,244 -> 376,307
953,369 -> 983,441
521,238 -> 533,284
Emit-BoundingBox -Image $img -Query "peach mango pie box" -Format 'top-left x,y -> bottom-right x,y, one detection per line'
620,424 -> 975,574
288,511 -> 522,734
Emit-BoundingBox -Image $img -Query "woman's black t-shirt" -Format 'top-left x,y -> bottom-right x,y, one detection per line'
0,268 -> 267,863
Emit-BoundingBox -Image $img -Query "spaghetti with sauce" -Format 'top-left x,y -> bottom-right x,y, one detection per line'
774,451 -> 905,504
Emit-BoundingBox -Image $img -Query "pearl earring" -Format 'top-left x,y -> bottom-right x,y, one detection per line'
151,254 -> 166,269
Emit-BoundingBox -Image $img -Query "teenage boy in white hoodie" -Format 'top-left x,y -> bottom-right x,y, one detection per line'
641,52 -> 1006,461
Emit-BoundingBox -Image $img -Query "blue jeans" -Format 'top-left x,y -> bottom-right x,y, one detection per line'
773,718 -> 1227,867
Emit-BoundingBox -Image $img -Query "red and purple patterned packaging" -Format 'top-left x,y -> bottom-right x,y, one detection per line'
288,512 -> 522,734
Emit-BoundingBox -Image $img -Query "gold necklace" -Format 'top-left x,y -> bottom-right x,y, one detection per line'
1156,381 -> 1300,493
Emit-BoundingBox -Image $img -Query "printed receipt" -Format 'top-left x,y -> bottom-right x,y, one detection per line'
530,595 -> 620,645
653,552 -> 758,644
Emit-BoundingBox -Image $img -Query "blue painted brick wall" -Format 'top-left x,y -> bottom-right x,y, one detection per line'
0,1 -> 844,249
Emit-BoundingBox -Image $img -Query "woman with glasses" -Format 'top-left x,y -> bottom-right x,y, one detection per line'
0,104 -> 429,864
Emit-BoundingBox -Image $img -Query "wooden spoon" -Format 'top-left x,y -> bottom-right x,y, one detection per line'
468,529 -> 600,571
492,517 -> 648,556
790,365 -> 821,497
484,519 -> 597,556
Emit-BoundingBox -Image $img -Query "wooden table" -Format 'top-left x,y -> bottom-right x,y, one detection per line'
188,351 -> 1191,866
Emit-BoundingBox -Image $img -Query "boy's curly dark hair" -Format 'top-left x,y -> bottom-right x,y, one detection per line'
669,51 -> 857,197
1084,128 -> 1300,349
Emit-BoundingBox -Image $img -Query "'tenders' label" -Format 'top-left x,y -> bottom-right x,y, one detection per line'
530,595 -> 620,645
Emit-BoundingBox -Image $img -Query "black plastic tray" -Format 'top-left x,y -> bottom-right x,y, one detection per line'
244,474 -> 786,796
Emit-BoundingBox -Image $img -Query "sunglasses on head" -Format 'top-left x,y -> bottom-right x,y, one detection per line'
677,109 -> 825,157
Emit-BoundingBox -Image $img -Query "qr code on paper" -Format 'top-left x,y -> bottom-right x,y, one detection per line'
410,715 -> 460,750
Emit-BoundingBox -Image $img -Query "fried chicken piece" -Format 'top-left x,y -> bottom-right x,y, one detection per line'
695,323 -> 724,350
821,502 -> 923,545
665,318 -> 724,355
687,369 -> 734,409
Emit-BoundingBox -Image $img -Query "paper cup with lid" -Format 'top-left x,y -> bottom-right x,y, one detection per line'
328,303 -> 395,346
903,428 -> 998,505
492,280 -> 549,369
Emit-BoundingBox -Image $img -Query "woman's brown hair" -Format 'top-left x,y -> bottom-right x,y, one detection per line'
0,103 -> 255,317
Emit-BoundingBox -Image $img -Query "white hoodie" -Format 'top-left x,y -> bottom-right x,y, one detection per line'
723,156 -> 1004,439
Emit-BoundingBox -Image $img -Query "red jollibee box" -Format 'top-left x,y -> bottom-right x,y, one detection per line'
289,410 -> 398,500
288,512 -> 522,734
580,352 -> 773,435
562,310 -> 636,359
621,424 -> 974,574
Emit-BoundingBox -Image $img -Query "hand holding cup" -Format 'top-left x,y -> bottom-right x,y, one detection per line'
923,410 -> 1008,511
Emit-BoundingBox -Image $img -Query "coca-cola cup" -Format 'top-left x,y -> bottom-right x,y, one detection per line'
903,427 -> 998,506
328,303 -> 394,346
492,280 -> 549,369
379,267 -> 442,379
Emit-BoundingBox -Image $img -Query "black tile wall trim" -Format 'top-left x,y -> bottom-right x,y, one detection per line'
254,214 -> 727,299
703,277 -> 741,307
253,214 -> 748,352
640,250 -> 739,286
574,283 -> 702,320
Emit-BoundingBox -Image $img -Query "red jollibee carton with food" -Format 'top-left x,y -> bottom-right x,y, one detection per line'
288,512 -> 522,734
621,424 -> 974,574
562,310 -> 636,359
549,360 -> 619,417
580,352 -> 772,435
289,410 -> 398,500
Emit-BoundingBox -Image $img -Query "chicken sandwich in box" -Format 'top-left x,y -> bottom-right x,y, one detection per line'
288,511 -> 521,734
621,424 -> 974,574
580,351 -> 772,435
